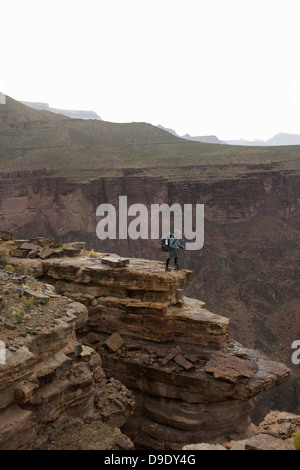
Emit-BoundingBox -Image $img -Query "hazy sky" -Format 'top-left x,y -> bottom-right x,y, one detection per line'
1,0 -> 300,140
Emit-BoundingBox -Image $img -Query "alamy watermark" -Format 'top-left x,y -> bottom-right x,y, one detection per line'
291,340 -> 300,365
0,340 -> 6,365
96,196 -> 204,250
0,93 -> 6,105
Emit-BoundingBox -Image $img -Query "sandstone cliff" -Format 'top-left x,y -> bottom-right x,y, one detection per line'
1,237 -> 291,449
0,245 -> 134,450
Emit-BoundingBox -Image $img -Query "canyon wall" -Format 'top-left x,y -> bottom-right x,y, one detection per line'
0,169 -> 299,420
1,170 -> 299,238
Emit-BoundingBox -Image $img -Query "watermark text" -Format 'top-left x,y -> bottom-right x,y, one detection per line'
0,340 -> 6,365
292,340 -> 300,365
96,196 -> 204,250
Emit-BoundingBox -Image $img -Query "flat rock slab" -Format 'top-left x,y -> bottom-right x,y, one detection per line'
30,237 -> 55,247
98,296 -> 170,316
63,248 -> 82,257
168,297 -> 229,329
14,240 -> 30,247
101,256 -> 129,267
159,346 -> 182,366
230,440 -> 247,450
38,248 -> 64,259
19,242 -> 40,251
41,255 -> 194,292
69,242 -> 86,250
245,433 -> 295,450
24,289 -> 49,305
205,351 -> 257,383
10,248 -> 27,258
174,353 -> 194,370
104,333 -> 124,352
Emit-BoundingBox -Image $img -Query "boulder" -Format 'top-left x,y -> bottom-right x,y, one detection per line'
244,434 -> 295,450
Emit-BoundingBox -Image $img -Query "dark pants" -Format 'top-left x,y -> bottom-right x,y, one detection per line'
166,249 -> 179,269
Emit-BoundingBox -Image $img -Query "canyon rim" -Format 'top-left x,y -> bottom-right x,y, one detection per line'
0,95 -> 299,450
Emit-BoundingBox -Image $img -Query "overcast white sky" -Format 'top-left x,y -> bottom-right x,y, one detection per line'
1,0 -> 300,140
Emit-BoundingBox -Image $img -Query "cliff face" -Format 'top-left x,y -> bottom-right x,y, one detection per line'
0,248 -> 135,450
2,240 -> 291,449
0,170 -> 299,420
1,170 -> 299,235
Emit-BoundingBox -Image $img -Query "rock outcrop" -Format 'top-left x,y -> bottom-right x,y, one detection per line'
0,252 -> 134,450
1,237 -> 291,449
183,410 -> 300,450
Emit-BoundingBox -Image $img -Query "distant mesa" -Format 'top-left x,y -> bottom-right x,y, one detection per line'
182,133 -> 227,145
157,124 -> 227,145
158,123 -> 300,146
156,124 -> 181,138
225,133 -> 300,146
21,101 -> 102,121
265,133 -> 300,146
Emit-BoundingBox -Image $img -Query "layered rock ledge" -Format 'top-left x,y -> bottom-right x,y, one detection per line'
1,238 -> 291,449
0,256 -> 134,449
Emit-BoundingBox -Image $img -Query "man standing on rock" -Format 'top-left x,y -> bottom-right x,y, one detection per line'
165,229 -> 184,271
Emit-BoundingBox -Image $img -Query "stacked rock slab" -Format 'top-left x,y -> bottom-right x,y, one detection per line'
0,299 -> 134,449
4,246 -> 291,450
0,249 -> 135,449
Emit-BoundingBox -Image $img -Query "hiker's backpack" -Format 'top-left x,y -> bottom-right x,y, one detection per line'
158,234 -> 174,252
